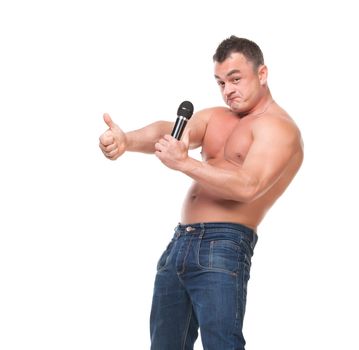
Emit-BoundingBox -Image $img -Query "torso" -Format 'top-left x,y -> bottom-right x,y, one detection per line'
181,105 -> 303,230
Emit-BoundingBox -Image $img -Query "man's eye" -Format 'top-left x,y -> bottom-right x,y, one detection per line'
217,81 -> 225,87
233,77 -> 241,83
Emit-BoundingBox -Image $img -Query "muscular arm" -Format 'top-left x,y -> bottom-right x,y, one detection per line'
99,109 -> 209,160
129,108 -> 210,152
126,121 -> 173,153
156,116 -> 303,202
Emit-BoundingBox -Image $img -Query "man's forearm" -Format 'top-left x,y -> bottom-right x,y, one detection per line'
126,121 -> 173,153
181,157 -> 257,203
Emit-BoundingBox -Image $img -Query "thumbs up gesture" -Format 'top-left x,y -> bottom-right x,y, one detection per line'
99,113 -> 127,160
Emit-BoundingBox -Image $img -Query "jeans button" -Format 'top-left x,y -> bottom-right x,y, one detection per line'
186,226 -> 195,232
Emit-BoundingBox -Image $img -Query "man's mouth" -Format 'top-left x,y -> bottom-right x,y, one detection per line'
227,97 -> 240,104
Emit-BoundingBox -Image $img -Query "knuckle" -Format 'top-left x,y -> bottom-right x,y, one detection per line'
99,135 -> 106,144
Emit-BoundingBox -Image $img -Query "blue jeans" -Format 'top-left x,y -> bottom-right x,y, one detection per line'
150,222 -> 258,350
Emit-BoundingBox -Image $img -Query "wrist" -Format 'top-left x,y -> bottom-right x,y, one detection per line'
179,157 -> 202,174
125,131 -> 137,152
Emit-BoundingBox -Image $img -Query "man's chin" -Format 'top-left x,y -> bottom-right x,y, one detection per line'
228,102 -> 244,113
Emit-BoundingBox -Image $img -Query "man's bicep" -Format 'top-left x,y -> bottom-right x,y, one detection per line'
186,109 -> 211,149
240,122 -> 300,196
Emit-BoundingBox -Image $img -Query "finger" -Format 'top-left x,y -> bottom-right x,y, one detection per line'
106,153 -> 117,161
163,134 -> 174,141
99,142 -> 107,152
103,113 -> 115,129
103,143 -> 118,153
158,138 -> 169,146
101,144 -> 117,157
99,132 -> 114,146
155,142 -> 164,152
105,147 -> 119,158
155,150 -> 163,159
99,138 -> 111,151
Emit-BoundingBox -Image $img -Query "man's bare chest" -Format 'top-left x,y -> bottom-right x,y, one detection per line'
201,115 -> 254,165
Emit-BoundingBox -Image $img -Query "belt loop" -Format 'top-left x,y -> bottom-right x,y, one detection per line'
200,223 -> 205,238
174,224 -> 181,238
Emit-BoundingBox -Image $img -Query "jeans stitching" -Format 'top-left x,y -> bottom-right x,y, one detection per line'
209,240 -> 214,268
178,235 -> 194,275
197,236 -> 246,277
181,305 -> 193,350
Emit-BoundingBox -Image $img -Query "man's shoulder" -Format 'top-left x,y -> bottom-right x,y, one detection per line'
255,105 -> 299,130
195,106 -> 235,123
196,106 -> 232,115
253,110 -> 302,145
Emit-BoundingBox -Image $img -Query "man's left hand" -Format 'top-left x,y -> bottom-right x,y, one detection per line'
155,131 -> 190,171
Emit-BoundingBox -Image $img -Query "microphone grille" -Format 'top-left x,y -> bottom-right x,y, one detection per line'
177,101 -> 194,119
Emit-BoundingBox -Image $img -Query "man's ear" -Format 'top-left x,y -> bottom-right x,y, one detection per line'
258,64 -> 268,86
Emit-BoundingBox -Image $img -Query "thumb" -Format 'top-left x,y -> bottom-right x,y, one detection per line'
182,129 -> 191,149
103,113 -> 116,129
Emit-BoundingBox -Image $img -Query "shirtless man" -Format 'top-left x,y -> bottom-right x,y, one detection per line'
99,36 -> 303,350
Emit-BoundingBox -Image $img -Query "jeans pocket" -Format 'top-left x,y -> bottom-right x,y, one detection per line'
199,239 -> 250,274
156,239 -> 174,271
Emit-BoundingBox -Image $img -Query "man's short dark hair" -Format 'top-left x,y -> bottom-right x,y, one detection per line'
213,36 -> 264,69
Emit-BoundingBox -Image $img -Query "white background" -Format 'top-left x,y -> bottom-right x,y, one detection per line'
0,0 -> 358,349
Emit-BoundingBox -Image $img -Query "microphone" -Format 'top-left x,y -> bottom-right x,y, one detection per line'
171,101 -> 194,140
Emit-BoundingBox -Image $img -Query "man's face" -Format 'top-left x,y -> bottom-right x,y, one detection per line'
214,53 -> 264,114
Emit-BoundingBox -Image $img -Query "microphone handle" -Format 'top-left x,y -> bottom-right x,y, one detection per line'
171,116 -> 188,140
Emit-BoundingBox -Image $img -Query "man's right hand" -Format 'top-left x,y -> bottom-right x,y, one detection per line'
99,113 -> 127,160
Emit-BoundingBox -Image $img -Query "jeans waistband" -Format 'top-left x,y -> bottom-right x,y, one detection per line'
175,222 -> 258,247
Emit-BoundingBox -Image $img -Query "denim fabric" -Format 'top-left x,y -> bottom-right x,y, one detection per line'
150,222 -> 258,350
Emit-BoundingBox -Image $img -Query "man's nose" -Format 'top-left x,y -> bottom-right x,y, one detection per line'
223,83 -> 235,97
